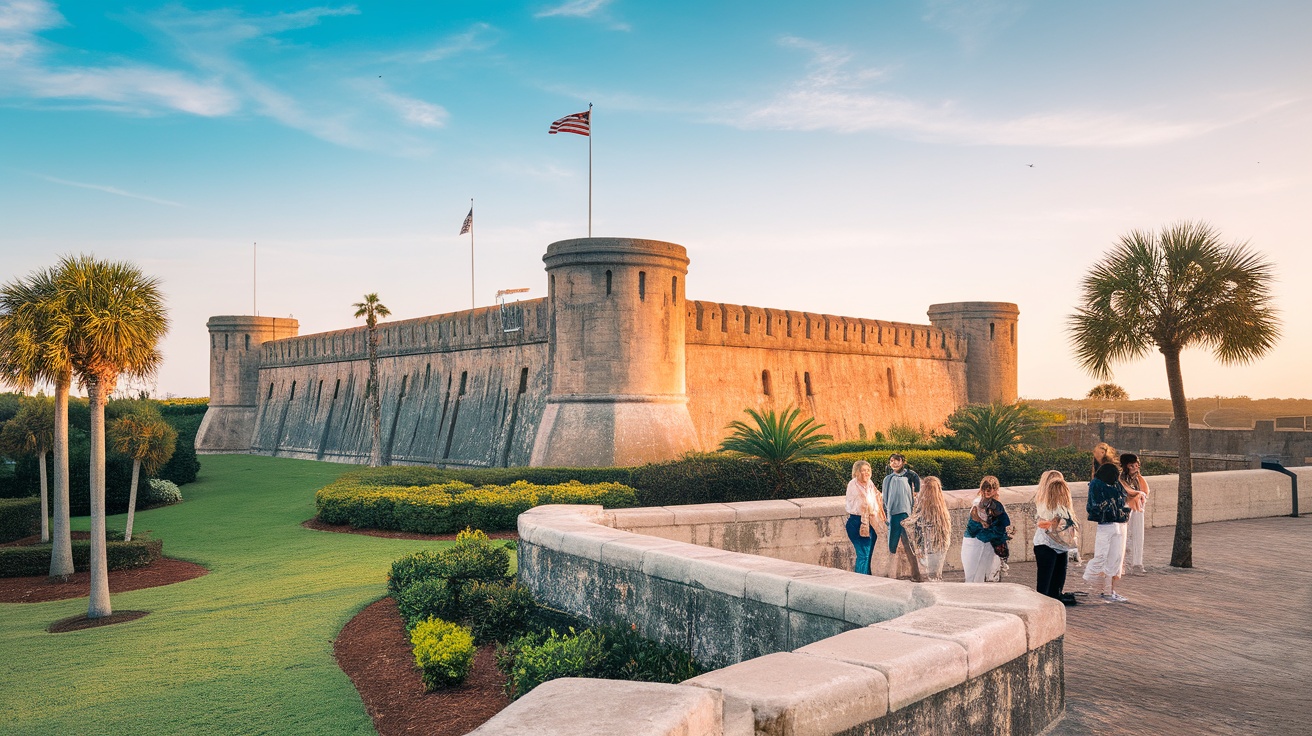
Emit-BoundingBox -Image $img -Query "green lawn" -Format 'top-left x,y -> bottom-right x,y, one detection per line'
0,455 -> 456,736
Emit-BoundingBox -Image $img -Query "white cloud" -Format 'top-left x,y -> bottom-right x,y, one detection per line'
32,173 -> 186,207
535,0 -> 629,30
395,23 -> 496,63
379,91 -> 448,128
725,36 -> 1278,147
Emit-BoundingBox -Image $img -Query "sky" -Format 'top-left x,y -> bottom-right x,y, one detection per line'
1,0 -> 1309,400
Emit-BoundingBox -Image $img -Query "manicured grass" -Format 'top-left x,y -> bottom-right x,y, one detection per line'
0,455 -> 460,736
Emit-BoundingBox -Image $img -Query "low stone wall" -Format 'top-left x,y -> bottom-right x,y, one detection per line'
494,503 -> 1064,736
607,467 -> 1307,572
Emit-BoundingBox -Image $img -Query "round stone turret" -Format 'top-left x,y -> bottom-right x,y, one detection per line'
195,315 -> 299,453
530,238 -> 700,466
927,302 -> 1019,405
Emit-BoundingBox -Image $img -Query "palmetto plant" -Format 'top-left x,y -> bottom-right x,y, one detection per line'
59,255 -> 169,618
109,408 -> 177,541
1086,383 -> 1129,401
353,293 -> 391,468
943,402 -> 1048,456
719,407 -> 832,492
1068,221 -> 1279,568
0,268 -> 76,579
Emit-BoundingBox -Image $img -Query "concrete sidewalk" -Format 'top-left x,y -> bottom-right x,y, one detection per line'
961,515 -> 1312,735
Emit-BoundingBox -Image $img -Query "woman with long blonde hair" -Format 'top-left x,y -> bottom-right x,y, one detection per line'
908,476 -> 952,581
1092,442 -> 1118,479
1034,470 -> 1078,604
844,460 -> 886,575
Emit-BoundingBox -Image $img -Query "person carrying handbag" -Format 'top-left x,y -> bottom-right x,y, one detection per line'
1034,470 -> 1080,606
845,460 -> 886,575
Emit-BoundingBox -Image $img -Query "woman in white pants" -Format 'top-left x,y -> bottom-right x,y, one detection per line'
1120,453 -> 1150,575
961,476 -> 1007,583
1084,462 -> 1131,602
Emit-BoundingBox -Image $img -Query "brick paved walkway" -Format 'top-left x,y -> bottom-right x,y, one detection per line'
984,515 -> 1312,736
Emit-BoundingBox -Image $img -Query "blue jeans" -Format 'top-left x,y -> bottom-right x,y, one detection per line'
888,512 -> 909,554
845,514 -> 877,575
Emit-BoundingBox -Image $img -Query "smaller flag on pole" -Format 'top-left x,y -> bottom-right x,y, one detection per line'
549,110 -> 590,137
459,207 -> 473,235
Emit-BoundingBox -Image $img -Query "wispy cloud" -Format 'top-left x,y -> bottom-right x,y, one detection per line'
378,91 -> 448,128
535,0 -> 629,31
33,173 -> 186,207
391,23 -> 497,63
725,36 -> 1279,147
920,0 -> 1029,51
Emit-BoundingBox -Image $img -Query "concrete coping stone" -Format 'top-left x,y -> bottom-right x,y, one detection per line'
599,534 -> 701,572
724,499 -> 802,522
874,605 -> 1028,679
685,651 -> 889,736
912,582 -> 1066,649
468,677 -> 722,736
608,506 -> 678,528
796,627 -> 969,712
666,503 -> 739,525
788,496 -> 848,518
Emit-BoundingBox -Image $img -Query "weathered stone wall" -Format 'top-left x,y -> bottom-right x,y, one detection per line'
249,301 -> 549,467
1054,420 -> 1312,469
514,503 -> 1064,736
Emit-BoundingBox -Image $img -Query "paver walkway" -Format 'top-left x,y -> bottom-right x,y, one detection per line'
980,515 -> 1312,736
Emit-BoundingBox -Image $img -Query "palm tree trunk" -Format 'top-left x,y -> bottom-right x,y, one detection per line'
124,458 -> 140,542
49,372 -> 74,581
38,450 -> 49,543
368,325 -> 381,468
1163,348 -> 1193,568
87,378 -> 112,619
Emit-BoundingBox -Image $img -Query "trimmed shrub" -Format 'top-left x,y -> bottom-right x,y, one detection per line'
504,628 -> 607,699
343,465 -> 633,489
819,449 -> 978,490
144,478 -> 183,506
627,454 -> 848,506
433,529 -> 511,583
387,550 -> 444,597
466,581 -> 537,645
0,536 -> 162,577
0,497 -> 40,543
396,577 -> 462,628
316,479 -> 638,534
594,624 -> 703,683
410,617 -> 476,690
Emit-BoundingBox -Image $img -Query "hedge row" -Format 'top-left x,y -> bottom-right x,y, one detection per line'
316,480 -> 639,534
0,537 -> 163,577
817,450 -> 978,490
0,497 -> 40,543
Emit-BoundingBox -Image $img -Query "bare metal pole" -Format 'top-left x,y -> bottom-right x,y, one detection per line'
253,242 -> 258,316
588,103 -> 593,238
469,198 -> 475,310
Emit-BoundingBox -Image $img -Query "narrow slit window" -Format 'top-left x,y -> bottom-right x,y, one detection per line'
804,372 -> 814,396
761,370 -> 772,396
638,271 -> 646,301
289,381 -> 296,401
459,371 -> 468,395
333,379 -> 340,400
1010,323 -> 1015,344
518,367 -> 529,394
245,334 -> 250,350
224,334 -> 229,350
605,270 -> 612,296
990,322 -> 995,340
887,367 -> 896,397
267,383 -> 274,400
671,276 -> 678,302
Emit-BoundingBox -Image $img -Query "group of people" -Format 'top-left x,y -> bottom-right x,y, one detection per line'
842,443 -> 1151,605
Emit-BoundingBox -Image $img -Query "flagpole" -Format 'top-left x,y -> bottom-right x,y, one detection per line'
588,103 -> 593,238
253,242 -> 258,316
469,198 -> 475,310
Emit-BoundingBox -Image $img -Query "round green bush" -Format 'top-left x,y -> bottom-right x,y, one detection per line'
410,618 -> 476,690
144,478 -> 182,506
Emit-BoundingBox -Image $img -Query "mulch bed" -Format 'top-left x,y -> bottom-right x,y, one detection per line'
335,597 -> 511,736
48,610 -> 150,633
0,532 -> 209,603
302,518 -> 518,541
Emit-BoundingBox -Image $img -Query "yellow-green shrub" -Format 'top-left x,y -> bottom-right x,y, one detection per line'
410,617 -> 476,690
315,479 -> 638,533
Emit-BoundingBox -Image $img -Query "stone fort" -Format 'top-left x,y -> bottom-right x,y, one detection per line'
196,237 -> 1018,467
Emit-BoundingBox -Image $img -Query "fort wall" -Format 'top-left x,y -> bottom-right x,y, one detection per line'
198,237 -> 1020,466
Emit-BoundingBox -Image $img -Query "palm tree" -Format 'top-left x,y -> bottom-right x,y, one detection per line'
719,407 -> 832,492
0,268 -> 75,579
58,255 -> 169,618
0,396 -> 55,541
353,293 -> 391,468
942,402 -> 1048,456
108,407 -> 177,541
1069,221 -> 1279,568
1086,383 -> 1129,401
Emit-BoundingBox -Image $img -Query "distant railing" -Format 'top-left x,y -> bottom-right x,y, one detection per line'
1059,409 -> 1172,427
1275,416 -> 1312,431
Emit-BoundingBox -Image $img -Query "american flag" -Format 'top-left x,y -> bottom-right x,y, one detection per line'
549,110 -> 590,136
459,207 -> 472,235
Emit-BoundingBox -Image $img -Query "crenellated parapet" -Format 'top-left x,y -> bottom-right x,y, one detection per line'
686,301 -> 964,360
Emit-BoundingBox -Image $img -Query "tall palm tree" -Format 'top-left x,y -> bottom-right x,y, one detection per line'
0,269 -> 76,579
1068,221 -> 1279,568
0,396 -> 56,541
58,255 -> 169,618
108,407 -> 177,541
353,293 -> 391,468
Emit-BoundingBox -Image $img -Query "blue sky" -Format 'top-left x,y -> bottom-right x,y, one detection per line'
2,0 -> 1309,400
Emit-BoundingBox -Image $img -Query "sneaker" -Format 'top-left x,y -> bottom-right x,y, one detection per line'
1130,565 -> 1146,576
1100,592 -> 1129,603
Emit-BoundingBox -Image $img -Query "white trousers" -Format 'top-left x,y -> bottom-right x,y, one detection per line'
1126,509 -> 1145,567
961,537 -> 998,583
1083,522 -> 1128,590
920,551 -> 947,580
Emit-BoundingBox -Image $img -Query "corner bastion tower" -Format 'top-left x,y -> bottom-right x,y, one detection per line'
196,237 -> 1018,467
